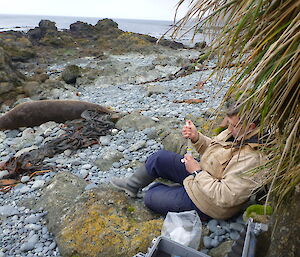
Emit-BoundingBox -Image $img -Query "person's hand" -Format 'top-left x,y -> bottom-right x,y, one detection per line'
182,120 -> 199,143
183,154 -> 201,173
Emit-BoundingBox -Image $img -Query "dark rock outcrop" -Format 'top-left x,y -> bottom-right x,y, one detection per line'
26,27 -> 43,41
23,18 -> 184,54
95,18 -> 119,30
95,18 -> 122,37
27,19 -> 58,43
38,20 -> 57,32
70,21 -> 97,37
0,47 -> 26,104
0,31 -> 36,62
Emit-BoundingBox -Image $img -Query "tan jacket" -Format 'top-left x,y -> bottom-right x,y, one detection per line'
183,129 -> 265,219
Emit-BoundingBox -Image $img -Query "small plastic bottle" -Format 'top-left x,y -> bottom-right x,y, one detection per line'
181,121 -> 193,163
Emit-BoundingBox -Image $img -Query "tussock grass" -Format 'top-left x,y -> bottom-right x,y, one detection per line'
171,0 -> 300,209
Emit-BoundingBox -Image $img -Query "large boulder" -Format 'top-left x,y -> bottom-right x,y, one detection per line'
115,112 -> 156,131
94,149 -> 124,171
61,65 -> 81,84
263,187 -> 300,257
160,130 -> 189,155
23,172 -> 163,257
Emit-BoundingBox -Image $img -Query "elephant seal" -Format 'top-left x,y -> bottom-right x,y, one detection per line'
0,100 -> 113,130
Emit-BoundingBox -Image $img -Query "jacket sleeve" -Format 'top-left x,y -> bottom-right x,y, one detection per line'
188,150 -> 263,208
192,132 -> 212,155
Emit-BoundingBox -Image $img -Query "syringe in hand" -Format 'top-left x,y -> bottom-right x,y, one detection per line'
181,121 -> 193,163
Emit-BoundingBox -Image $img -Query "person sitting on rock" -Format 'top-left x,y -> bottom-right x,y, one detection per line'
110,107 -> 266,220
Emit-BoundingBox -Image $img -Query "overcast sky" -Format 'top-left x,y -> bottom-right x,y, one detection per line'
0,0 -> 191,21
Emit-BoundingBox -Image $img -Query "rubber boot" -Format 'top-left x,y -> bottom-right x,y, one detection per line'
110,165 -> 155,198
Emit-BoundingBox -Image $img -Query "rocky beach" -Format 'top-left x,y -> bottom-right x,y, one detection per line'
0,18 -> 249,257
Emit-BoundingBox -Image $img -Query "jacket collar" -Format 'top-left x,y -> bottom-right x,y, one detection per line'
215,129 -> 261,148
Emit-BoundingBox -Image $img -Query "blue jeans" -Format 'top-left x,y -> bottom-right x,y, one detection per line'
144,150 -> 211,221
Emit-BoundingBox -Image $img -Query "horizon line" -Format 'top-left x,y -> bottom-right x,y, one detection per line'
0,12 -> 179,23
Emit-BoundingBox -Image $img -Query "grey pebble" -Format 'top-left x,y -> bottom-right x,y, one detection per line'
203,236 -> 212,248
64,149 -> 72,157
42,227 -> 48,235
211,238 -> 219,248
35,247 -> 43,253
112,162 -> 121,168
82,164 -> 92,169
117,146 -> 125,152
129,140 -> 146,152
78,153 -> 86,158
20,234 -> 39,252
20,185 -> 31,194
214,227 -> 226,236
24,215 -> 40,224
28,230 -> 35,238
32,180 -> 45,189
0,170 -> 9,179
45,241 -> 51,246
146,140 -> 156,146
72,160 -> 81,166
48,241 -> 57,250
25,224 -> 42,231
85,183 -> 97,190
229,222 -> 245,232
42,234 -> 50,240
21,176 -> 30,183
230,231 -> 240,241
207,219 -> 219,232
80,169 -> 89,178
99,136 -> 111,145
0,205 -> 19,217
123,160 -> 130,165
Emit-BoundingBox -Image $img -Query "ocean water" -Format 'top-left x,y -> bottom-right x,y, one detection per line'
0,14 -> 211,46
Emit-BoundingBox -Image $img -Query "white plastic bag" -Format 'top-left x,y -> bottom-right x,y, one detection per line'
161,210 -> 202,249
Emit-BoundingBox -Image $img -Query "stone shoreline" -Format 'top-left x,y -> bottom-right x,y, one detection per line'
0,19 -> 244,257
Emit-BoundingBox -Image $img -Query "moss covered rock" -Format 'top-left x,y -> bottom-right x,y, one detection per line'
115,112 -> 156,131
23,172 -> 163,257
39,32 -> 75,47
243,204 -> 272,223
0,31 -> 36,61
0,47 -> 26,104
61,65 -> 81,84
58,188 -> 163,257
